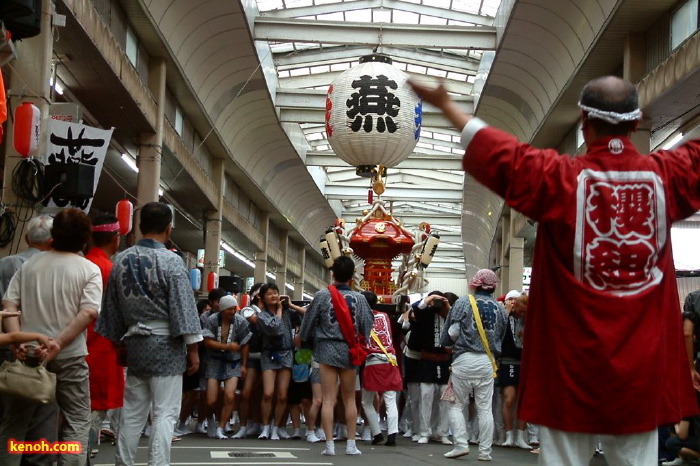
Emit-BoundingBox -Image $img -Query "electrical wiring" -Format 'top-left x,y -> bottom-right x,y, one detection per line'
11,157 -> 44,204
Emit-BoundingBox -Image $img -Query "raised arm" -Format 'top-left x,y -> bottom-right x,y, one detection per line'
408,80 -> 472,131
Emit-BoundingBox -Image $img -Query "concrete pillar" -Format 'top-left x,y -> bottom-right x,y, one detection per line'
254,212 -> 270,284
0,0 -> 53,256
292,249 -> 306,301
277,232 -> 289,295
135,57 -> 166,236
623,33 -> 646,84
500,214 -> 511,293
508,237 -> 525,293
201,159 -> 225,293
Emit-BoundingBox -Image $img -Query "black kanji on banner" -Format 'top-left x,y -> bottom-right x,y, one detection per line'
346,74 -> 400,133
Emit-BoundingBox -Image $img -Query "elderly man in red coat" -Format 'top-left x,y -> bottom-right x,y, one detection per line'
410,76 -> 700,465
85,213 -> 125,458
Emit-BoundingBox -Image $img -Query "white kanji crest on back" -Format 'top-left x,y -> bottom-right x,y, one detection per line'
574,170 -> 666,296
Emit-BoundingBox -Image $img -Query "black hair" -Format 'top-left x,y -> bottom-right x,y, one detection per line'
196,299 -> 210,314
259,282 -> 280,310
91,212 -> 119,247
250,282 -> 264,306
332,256 -> 355,283
52,209 -> 92,253
580,76 -> 639,136
139,202 -> 172,235
444,292 -> 459,306
208,288 -> 226,304
361,290 -> 378,308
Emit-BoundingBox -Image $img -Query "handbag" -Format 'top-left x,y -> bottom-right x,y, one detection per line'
292,363 -> 310,383
468,295 -> 498,379
441,378 -> 457,403
0,359 -> 56,404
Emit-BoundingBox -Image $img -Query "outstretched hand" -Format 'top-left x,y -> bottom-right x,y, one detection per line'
408,79 -> 452,110
34,339 -> 61,362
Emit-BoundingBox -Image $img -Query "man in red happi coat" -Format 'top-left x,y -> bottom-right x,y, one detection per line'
85,213 -> 125,458
410,76 -> 700,465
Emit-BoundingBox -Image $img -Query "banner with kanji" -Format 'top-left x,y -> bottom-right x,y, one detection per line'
44,119 -> 113,213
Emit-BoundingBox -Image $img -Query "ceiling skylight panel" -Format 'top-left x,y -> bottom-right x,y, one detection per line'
346,9 -> 371,21
452,148 -> 463,155
330,63 -> 351,71
257,0 -> 284,11
290,67 -> 310,76
424,0 -> 451,8
446,71 -> 468,81
310,64 -> 330,74
447,20 -> 474,26
416,142 -> 433,149
317,11 -> 345,20
278,70 -> 291,78
427,68 -> 448,77
314,0 -> 340,5
393,10 -> 420,24
433,133 -> 452,142
373,9 -> 391,22
481,0 -> 501,16
270,43 -> 296,53
420,15 -> 448,25
317,144 -> 330,150
450,0 -> 481,14
307,133 -> 324,141
406,64 -> 427,74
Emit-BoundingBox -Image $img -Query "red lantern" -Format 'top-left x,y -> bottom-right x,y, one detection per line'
239,294 -> 249,308
14,102 -> 40,157
207,272 -> 219,292
116,199 -> 133,235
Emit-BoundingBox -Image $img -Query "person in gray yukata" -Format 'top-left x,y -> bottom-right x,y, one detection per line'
96,202 -> 202,466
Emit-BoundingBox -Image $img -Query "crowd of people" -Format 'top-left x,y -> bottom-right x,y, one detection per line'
1,74 -> 700,466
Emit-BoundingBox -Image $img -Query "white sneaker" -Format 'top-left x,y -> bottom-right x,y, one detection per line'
346,445 -> 362,455
361,427 -> 372,442
174,421 -> 192,436
277,428 -> 291,440
478,453 -> 492,461
661,459 -> 688,466
515,430 -> 532,450
270,426 -> 280,441
231,427 -> 247,439
411,434 -> 421,442
444,447 -> 470,459
529,435 -> 539,446
258,425 -> 270,440
315,428 -> 326,441
214,427 -> 227,440
417,436 -> 429,444
501,431 -> 515,447
224,422 -> 234,433
441,436 -> 454,445
292,428 -> 302,439
306,432 -> 321,443
403,428 -> 414,438
143,425 -> 152,437
195,422 -> 206,434
248,423 -> 262,436
322,447 -> 335,456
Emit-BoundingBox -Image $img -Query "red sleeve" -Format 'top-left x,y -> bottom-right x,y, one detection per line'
463,127 -> 578,222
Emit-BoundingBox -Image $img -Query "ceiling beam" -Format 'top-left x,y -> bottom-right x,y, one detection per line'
261,0 -> 494,26
279,72 -> 473,95
324,185 -> 462,201
254,18 -> 497,50
306,152 -> 464,170
279,104 -> 472,127
274,45 -> 480,73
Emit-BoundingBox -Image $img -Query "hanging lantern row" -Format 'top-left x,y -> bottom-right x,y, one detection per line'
326,54 -> 422,170
14,102 -> 41,158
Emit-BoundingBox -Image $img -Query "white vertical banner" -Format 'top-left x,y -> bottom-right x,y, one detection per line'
44,119 -> 113,212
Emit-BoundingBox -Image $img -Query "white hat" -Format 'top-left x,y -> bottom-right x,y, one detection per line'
219,295 -> 238,310
505,290 -> 521,300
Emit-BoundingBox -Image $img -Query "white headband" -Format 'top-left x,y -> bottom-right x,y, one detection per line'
578,102 -> 642,125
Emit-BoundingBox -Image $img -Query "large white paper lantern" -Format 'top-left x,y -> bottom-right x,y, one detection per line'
325,54 -> 422,169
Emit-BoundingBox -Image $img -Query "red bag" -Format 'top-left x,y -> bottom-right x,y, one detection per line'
362,362 -> 403,392
329,285 -> 367,366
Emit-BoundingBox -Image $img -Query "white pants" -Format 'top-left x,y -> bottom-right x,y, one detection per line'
361,390 -> 398,436
407,382 -> 421,434
449,352 -> 494,456
539,426 -> 657,466
419,383 -> 449,437
116,373 -> 182,466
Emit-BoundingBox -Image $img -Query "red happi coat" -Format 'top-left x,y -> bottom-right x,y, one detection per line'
85,247 -> 125,411
465,127 -> 700,434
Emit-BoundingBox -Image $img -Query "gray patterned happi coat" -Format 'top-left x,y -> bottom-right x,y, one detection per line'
95,239 -> 201,377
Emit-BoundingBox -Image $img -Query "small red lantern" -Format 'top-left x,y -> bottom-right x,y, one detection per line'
116,199 -> 133,235
239,294 -> 249,308
207,272 -> 219,292
14,102 -> 40,157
